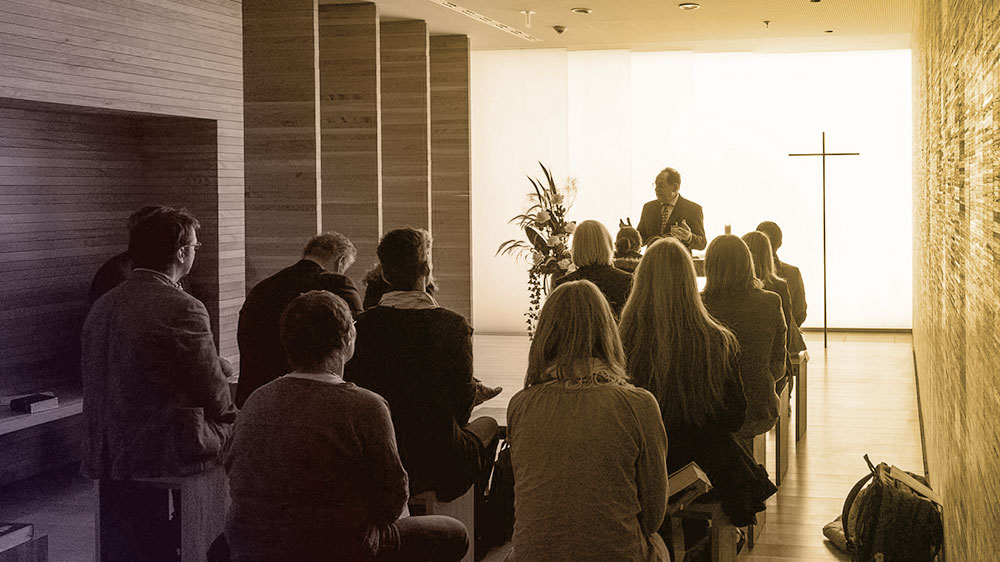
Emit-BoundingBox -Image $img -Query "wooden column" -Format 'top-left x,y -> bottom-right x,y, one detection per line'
430,35 -> 472,320
243,0 -> 322,289
318,3 -> 382,287
380,20 -> 431,233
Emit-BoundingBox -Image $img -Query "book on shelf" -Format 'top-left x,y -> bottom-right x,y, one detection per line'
9,393 -> 59,414
0,522 -> 33,552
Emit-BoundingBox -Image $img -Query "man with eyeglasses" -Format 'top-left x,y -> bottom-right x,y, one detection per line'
81,207 -> 236,562
636,167 -> 707,252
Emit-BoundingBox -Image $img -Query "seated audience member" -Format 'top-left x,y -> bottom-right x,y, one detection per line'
554,219 -> 633,317
507,280 -> 669,561
361,263 -> 502,406
701,235 -> 786,445
346,228 -> 500,504
225,291 -> 468,562
235,232 -> 362,407
756,221 -> 807,327
81,208 -> 236,562
614,220 -> 644,273
743,231 -> 801,389
619,238 -> 776,531
88,204 -> 168,305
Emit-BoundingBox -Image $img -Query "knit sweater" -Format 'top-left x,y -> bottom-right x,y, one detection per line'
507,381 -> 669,562
224,377 -> 408,561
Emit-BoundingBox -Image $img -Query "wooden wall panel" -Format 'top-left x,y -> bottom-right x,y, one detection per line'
380,20 -> 431,234
318,3 -> 382,288
429,35 -> 472,321
243,0 -> 322,291
0,0 -> 244,370
0,99 -> 218,395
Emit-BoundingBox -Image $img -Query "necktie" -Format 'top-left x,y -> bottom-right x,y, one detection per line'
660,203 -> 674,235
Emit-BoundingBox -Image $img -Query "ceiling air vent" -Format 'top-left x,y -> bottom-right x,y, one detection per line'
427,0 -> 544,43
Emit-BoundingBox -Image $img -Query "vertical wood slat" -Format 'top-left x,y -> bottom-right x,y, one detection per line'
243,0 -> 322,290
380,20 -> 431,234
319,2 -> 382,288
430,35 -> 472,321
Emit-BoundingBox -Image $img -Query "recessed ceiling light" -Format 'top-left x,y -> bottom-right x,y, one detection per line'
571,7 -> 592,14
678,2 -> 700,10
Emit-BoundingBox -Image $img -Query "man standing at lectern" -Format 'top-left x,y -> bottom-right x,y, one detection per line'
636,167 -> 707,251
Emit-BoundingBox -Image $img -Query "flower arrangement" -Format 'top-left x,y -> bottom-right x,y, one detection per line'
496,162 -> 578,337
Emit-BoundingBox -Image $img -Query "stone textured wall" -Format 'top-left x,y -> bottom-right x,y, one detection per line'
913,1 -> 1000,559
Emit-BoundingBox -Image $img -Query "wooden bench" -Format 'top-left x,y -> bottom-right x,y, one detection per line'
771,381 -> 791,486
671,502 -> 737,562
96,466 -> 227,562
746,433 -> 767,549
408,487 -> 475,562
792,350 -> 809,441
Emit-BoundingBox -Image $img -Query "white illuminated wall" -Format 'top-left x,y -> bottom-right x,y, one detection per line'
471,49 -> 912,333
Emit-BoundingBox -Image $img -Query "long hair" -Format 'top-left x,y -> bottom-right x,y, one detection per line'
619,238 -> 739,427
742,231 -> 782,287
702,234 -> 761,298
571,220 -> 614,267
524,280 -> 628,387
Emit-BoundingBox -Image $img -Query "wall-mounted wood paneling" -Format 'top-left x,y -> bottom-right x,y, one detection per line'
0,98 -> 218,395
319,2 -> 382,287
430,35 -> 472,320
244,0 -> 322,291
380,20 -> 431,234
0,0 -> 243,374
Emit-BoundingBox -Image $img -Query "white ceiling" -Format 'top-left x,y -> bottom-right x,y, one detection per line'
358,0 -> 914,52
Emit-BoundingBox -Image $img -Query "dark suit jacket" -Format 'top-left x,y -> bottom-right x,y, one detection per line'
345,306 -> 482,501
636,196 -> 707,251
81,270 -> 237,479
554,264 -> 633,317
235,260 -> 362,407
775,258 -> 807,326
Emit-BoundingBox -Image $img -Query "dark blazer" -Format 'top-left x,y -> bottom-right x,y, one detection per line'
345,306 -> 482,501
775,258 -> 807,327
235,260 -> 362,407
636,195 -> 707,251
554,264 -> 633,317
702,287 -> 786,438
81,270 -> 237,479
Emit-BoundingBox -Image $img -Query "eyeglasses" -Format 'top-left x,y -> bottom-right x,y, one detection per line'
182,242 -> 202,251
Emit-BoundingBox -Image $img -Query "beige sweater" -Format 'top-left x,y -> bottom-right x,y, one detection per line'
507,380 -> 670,561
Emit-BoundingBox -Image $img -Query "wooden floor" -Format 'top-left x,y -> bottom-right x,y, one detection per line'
0,332 -> 919,562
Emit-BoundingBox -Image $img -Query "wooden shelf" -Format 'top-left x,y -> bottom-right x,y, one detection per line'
0,392 -> 82,437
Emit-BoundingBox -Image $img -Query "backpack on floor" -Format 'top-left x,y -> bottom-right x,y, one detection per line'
836,455 -> 943,562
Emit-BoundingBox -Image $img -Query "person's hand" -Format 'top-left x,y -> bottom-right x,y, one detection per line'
670,220 -> 693,242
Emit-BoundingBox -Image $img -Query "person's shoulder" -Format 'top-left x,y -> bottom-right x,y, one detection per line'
316,271 -> 358,290
678,195 -> 702,211
781,261 -> 802,279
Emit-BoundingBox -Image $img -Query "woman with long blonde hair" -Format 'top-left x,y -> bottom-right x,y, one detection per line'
620,237 -> 776,531
702,234 -> 786,442
508,280 -> 669,561
743,230 -> 802,389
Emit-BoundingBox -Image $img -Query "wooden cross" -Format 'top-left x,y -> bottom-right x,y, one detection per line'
789,132 -> 859,348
